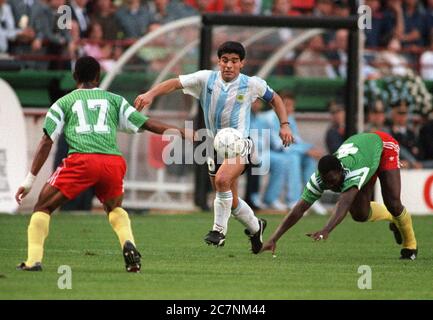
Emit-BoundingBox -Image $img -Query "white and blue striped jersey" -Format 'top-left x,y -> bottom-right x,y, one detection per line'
179,70 -> 274,137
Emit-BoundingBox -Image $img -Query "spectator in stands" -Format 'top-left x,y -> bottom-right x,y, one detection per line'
386,99 -> 422,169
418,114 -> 433,166
279,91 -> 326,213
184,0 -> 222,13
333,0 -> 350,17
295,35 -> 337,78
400,0 -> 428,48
260,113 -> 291,210
427,0 -> 433,36
313,0 -> 334,17
328,29 -> 348,78
68,20 -> 84,67
375,34 -> 410,76
149,0 -> 197,26
82,22 -> 116,72
36,0 -> 72,70
115,0 -> 154,40
221,0 -> 240,13
0,0 -> 28,54
364,0 -> 386,48
91,0 -> 121,41
420,33 -> 433,80
244,99 -> 268,210
325,101 -> 345,154
70,0 -> 90,38
264,0 -> 300,16
8,0 -> 43,67
365,99 -> 388,133
239,0 -> 259,14
383,0 -> 427,50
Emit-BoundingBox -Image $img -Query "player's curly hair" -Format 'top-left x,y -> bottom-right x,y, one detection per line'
217,41 -> 246,60
74,56 -> 100,83
318,155 -> 342,175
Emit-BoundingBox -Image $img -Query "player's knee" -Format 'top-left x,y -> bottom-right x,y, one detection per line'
214,174 -> 232,191
349,207 -> 369,222
350,212 -> 368,222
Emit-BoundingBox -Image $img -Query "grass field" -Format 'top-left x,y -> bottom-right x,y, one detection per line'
1,212 -> 433,300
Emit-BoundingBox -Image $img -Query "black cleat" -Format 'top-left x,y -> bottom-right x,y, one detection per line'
244,218 -> 267,254
123,241 -> 141,273
16,262 -> 42,271
204,230 -> 225,247
400,248 -> 417,260
389,222 -> 402,245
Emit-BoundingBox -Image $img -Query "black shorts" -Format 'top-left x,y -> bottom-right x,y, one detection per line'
207,138 -> 258,176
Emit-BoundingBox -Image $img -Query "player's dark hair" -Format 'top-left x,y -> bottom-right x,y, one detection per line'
217,41 -> 246,60
73,56 -> 100,83
318,155 -> 342,175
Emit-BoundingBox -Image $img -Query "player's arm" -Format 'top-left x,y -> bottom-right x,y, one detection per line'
307,187 -> 359,241
134,78 -> 183,111
15,133 -> 54,204
261,199 -> 311,254
268,92 -> 294,147
141,119 -> 195,141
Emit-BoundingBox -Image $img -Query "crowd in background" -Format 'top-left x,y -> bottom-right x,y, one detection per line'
0,0 -> 432,77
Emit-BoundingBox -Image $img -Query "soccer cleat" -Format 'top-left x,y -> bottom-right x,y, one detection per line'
204,230 -> 225,247
400,248 -> 417,260
389,222 -> 402,245
123,240 -> 141,273
244,218 -> 267,254
16,262 -> 42,271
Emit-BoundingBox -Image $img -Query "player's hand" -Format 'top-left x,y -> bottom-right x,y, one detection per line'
15,186 -> 30,205
261,239 -> 277,255
279,126 -> 294,147
134,92 -> 153,112
15,173 -> 36,205
306,230 -> 329,241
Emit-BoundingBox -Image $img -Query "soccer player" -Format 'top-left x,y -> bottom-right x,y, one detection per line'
15,56 -> 192,272
134,41 -> 294,253
261,131 -> 418,260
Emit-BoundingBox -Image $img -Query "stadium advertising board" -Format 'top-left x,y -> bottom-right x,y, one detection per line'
375,170 -> 433,215
0,79 -> 27,214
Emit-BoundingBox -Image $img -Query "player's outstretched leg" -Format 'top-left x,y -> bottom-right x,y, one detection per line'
108,207 -> 141,272
232,198 -> 266,254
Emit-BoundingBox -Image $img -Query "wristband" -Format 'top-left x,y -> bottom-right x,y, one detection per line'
280,122 -> 290,126
21,172 -> 36,191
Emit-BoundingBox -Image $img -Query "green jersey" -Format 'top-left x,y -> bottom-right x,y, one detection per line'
43,88 -> 148,155
302,133 -> 383,204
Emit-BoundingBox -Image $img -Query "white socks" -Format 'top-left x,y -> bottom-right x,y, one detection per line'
213,193 -> 260,235
232,198 -> 260,234
213,191 -> 233,235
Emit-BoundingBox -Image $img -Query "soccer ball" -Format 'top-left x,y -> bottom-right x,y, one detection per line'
213,127 -> 245,159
